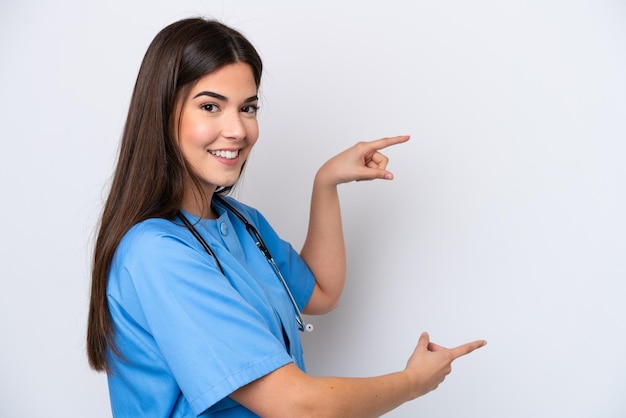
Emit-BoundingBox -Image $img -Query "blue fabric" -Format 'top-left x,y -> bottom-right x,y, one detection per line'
106,197 -> 315,417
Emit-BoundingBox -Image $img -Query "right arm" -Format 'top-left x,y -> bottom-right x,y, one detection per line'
231,332 -> 486,418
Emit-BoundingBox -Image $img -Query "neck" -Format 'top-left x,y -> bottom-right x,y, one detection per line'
181,187 -> 217,219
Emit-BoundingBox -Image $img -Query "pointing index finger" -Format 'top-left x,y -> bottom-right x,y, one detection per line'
450,340 -> 488,360
369,135 -> 411,151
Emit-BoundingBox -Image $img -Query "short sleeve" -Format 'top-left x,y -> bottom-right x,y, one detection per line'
107,220 -> 295,415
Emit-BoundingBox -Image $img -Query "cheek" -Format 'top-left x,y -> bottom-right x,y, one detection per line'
180,120 -> 219,147
246,120 -> 260,145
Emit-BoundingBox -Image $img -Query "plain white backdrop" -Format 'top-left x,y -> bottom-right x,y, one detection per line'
1,1 -> 625,417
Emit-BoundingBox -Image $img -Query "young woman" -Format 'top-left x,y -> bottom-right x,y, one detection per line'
87,17 -> 486,417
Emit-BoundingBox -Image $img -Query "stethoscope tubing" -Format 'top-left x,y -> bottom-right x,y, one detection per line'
177,194 -> 313,333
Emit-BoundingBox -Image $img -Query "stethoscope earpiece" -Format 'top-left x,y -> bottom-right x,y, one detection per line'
304,323 -> 314,332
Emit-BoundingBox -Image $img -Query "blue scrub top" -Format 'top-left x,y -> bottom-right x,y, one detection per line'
106,197 -> 316,417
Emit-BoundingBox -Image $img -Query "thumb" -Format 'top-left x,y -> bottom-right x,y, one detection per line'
417,332 -> 431,351
356,168 -> 394,182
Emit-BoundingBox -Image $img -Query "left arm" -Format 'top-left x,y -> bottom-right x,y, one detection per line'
301,135 -> 410,314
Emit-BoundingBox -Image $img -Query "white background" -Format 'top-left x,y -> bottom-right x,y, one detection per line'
1,1 -> 625,417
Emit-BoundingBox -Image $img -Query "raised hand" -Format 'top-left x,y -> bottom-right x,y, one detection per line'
404,332 -> 487,399
316,135 -> 410,186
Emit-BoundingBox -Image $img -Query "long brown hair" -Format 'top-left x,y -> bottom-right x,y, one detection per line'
87,18 -> 263,372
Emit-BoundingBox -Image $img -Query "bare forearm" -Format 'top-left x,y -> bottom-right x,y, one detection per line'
233,364 -> 418,418
300,137 -> 410,313
302,372 -> 417,418
300,173 -> 347,313
231,335 -> 487,417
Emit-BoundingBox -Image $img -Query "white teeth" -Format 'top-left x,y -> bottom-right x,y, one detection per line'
210,150 -> 239,159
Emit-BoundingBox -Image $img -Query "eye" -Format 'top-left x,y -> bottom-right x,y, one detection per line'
241,104 -> 259,115
200,103 -> 220,113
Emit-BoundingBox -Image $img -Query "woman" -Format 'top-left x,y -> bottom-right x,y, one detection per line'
87,17 -> 485,417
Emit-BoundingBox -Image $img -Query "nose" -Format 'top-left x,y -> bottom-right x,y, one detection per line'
222,111 -> 246,141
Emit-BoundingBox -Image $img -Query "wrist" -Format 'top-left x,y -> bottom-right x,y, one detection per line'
400,369 -> 426,401
313,170 -> 340,195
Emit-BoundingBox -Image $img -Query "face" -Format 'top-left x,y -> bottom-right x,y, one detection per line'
177,62 -> 259,212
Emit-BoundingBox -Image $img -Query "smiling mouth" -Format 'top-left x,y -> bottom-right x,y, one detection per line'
209,150 -> 239,159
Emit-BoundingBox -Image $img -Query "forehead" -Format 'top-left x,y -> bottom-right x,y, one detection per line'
188,62 -> 257,97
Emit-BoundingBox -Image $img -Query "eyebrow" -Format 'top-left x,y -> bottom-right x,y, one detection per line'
192,91 -> 258,103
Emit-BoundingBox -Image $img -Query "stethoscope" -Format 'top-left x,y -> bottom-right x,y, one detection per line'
177,194 -> 313,333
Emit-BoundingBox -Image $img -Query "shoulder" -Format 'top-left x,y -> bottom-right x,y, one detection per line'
108,216 -> 222,301
113,217 -> 197,271
119,218 -> 185,250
